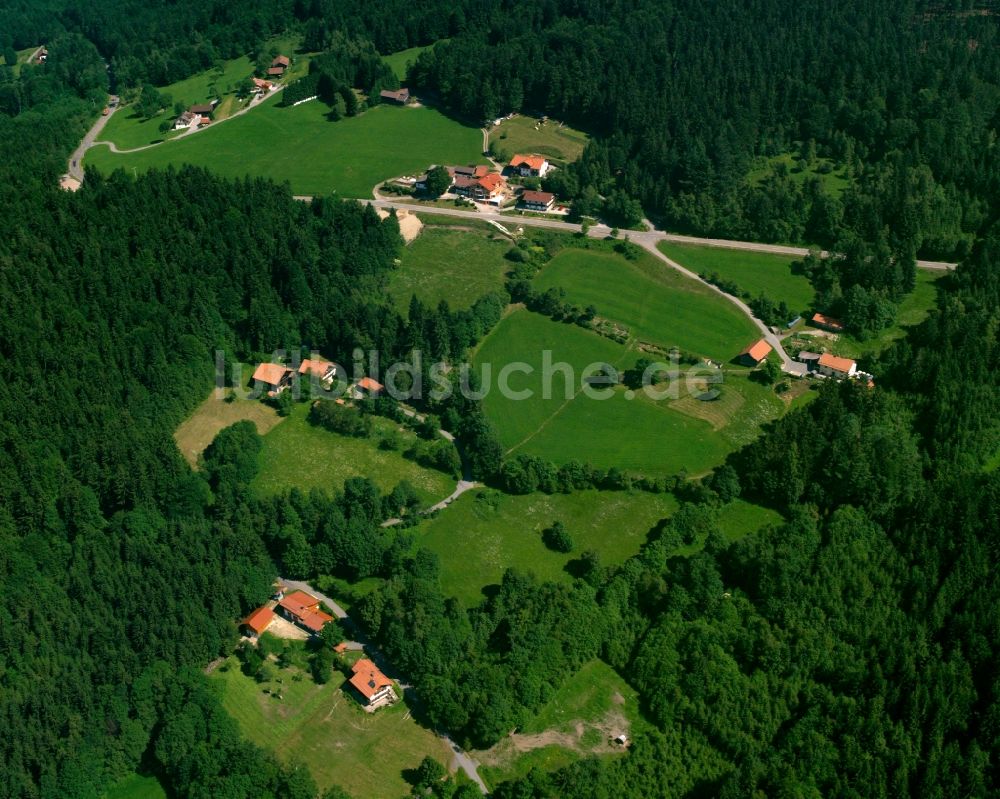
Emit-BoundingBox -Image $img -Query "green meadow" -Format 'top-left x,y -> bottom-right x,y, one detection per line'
86,100 -> 486,197
489,115 -> 590,164
748,151 -> 851,195
657,241 -> 816,313
252,403 -> 455,504
388,225 -> 512,311
533,247 -> 759,362
382,42 -> 443,81
97,36 -> 308,151
472,309 -> 778,477
416,487 -> 678,605
209,655 -> 450,797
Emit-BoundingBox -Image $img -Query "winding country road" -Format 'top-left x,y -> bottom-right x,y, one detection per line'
278,577 -> 490,793
67,105 -> 119,181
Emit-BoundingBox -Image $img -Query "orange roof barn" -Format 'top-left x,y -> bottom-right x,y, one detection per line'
349,659 -> 394,702
241,606 -> 274,636
253,362 -> 291,386
737,338 -> 773,365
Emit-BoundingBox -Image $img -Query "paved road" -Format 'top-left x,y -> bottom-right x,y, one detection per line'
278,577 -> 489,793
67,105 -> 119,181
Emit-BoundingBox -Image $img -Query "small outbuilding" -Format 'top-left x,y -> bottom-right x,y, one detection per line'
811,312 -> 845,333
379,88 -> 410,105
736,338 -> 773,367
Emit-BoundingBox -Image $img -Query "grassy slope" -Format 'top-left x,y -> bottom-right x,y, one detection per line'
174,390 -> 283,468
657,241 -> 815,313
477,659 -> 645,788
382,43 -> 442,81
533,247 -> 759,362
490,116 -> 589,164
416,488 -> 677,606
748,152 -> 850,194
252,403 -> 454,504
388,225 -> 511,311
101,774 -> 167,799
474,309 -> 775,476
209,656 -> 451,797
86,100 -> 485,197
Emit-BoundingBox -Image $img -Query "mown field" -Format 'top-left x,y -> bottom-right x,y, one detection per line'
490,115 -> 589,164
388,225 -> 512,311
533,247 -> 759,362
209,655 -> 451,797
86,100 -> 486,197
472,309 -> 778,477
96,35 -> 308,151
101,774 -> 167,799
416,488 -> 678,606
174,390 -> 283,467
657,241 -> 815,313
476,659 -> 644,789
252,402 -> 455,504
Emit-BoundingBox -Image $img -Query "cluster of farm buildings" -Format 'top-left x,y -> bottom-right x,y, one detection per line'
241,588 -> 397,710
397,153 -> 559,211
251,357 -> 384,399
736,313 -> 874,385
173,55 -> 287,131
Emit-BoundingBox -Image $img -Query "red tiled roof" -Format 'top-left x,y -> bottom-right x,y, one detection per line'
818,353 -> 856,374
278,591 -> 333,633
473,165 -> 490,178
267,66 -> 284,76
357,376 -> 383,392
253,362 -> 290,386
299,358 -> 334,378
478,173 -> 506,192
272,55 -> 290,67
522,190 -> 554,204
349,659 -> 393,700
739,339 -> 773,362
511,154 -> 547,171
242,606 -> 274,635
252,77 -> 272,89
811,312 -> 845,331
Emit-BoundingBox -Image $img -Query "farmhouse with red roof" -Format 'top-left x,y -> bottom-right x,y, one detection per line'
277,591 -> 334,635
736,338 -> 773,367
252,362 -> 293,395
510,154 -> 551,177
240,606 -> 275,639
349,658 -> 397,709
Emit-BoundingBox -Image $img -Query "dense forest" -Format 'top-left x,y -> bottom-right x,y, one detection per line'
1,0 -> 1000,797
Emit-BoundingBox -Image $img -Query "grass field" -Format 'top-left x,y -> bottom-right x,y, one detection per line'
174,390 -> 283,467
748,152 -> 850,195
416,488 -> 677,605
718,499 -> 784,541
388,225 -> 512,311
252,403 -> 455,504
657,242 -> 815,313
477,660 -> 644,788
97,35 -> 308,151
489,116 -> 589,164
209,655 -> 451,797
382,42 -> 443,81
87,99 -> 486,197
101,774 -> 167,799
472,309 -> 777,477
532,247 -> 760,362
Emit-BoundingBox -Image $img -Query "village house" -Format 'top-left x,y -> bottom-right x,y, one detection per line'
509,154 -> 551,177
449,164 -> 491,180
268,55 -> 290,77
736,338 -> 773,367
349,658 -> 397,709
189,101 -> 218,118
379,88 -> 410,105
520,189 -> 556,211
173,110 -> 198,130
298,358 -> 338,385
811,312 -> 845,333
252,362 -> 293,395
276,591 -> 334,636
816,353 -> 857,379
348,376 -> 384,400
240,606 -> 275,639
251,77 -> 273,94
453,171 -> 509,205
